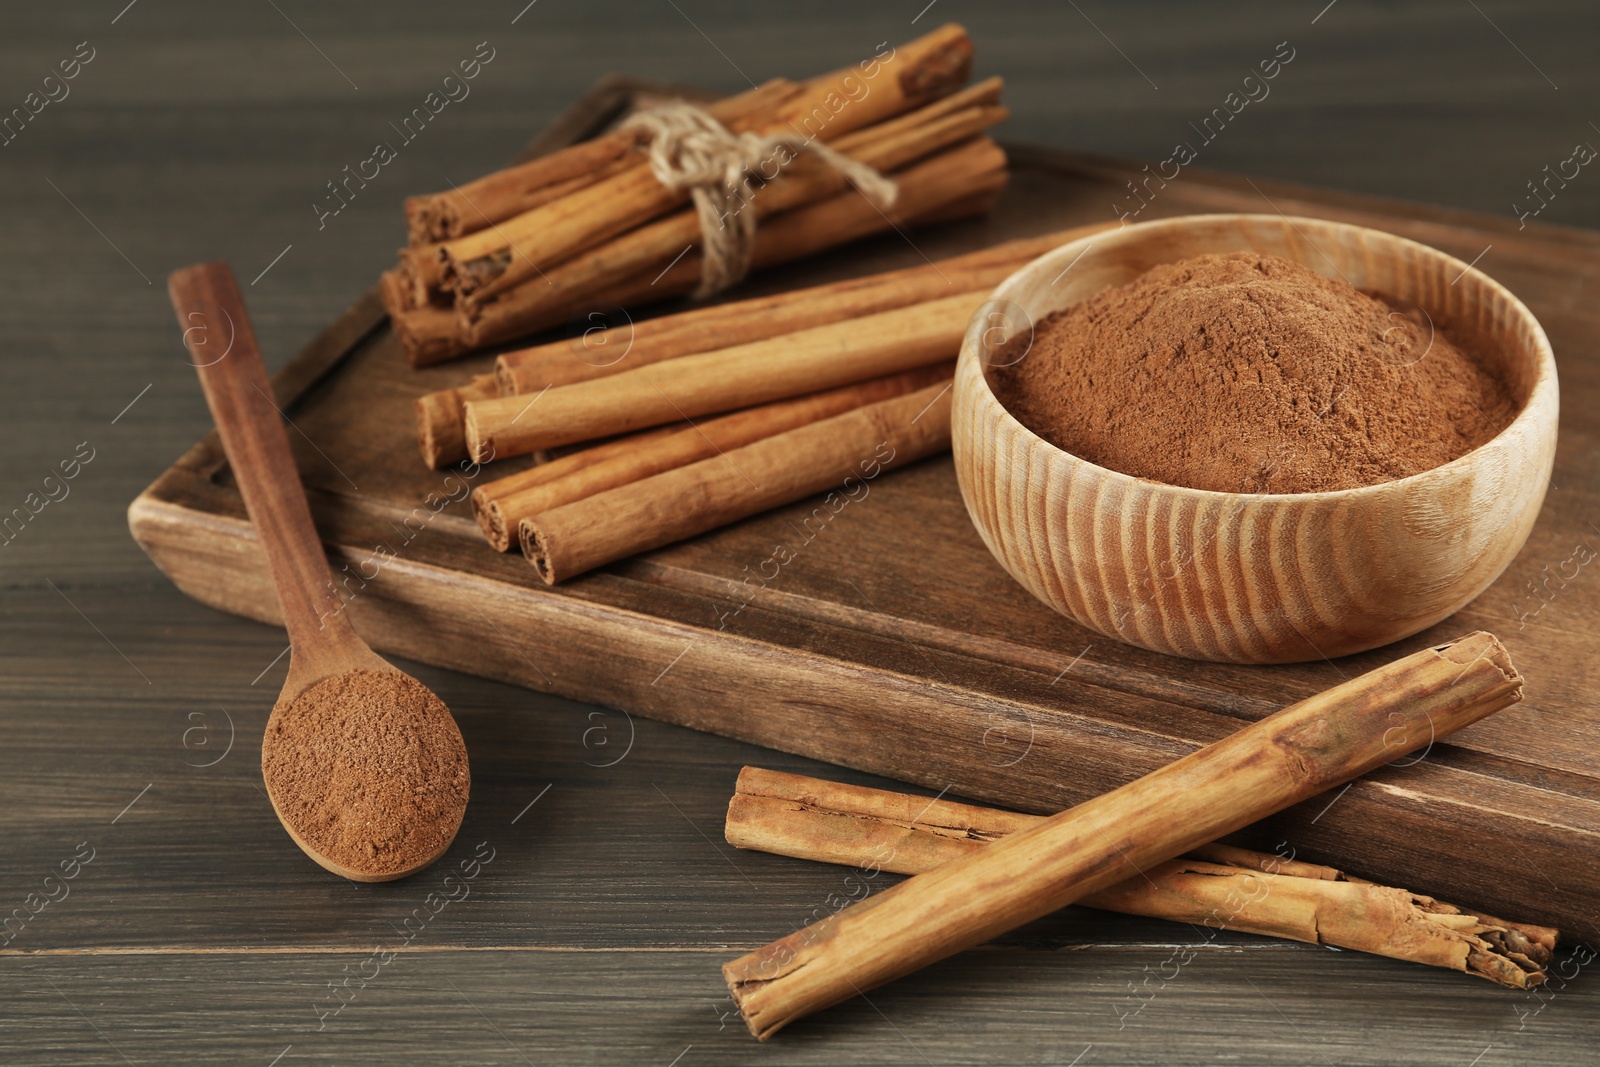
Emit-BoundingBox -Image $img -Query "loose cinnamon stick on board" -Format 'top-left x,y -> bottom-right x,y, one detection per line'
473,364 -> 951,551
415,373 -> 499,469
460,422 -> 689,525
455,135 -> 1008,359
520,378 -> 954,583
726,767 -> 1556,990
464,289 -> 984,462
462,422 -> 682,500
438,25 -> 975,299
407,242 -> 983,474
416,380 -> 691,472
401,224 -> 1103,478
493,224 -> 1090,396
722,632 -> 1525,1039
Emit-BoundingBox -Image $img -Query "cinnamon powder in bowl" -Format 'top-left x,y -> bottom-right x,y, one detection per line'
991,251 -> 1517,494
951,213 -> 1558,663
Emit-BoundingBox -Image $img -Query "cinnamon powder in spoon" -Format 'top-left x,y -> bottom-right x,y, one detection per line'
990,251 -> 1517,494
263,670 -> 470,877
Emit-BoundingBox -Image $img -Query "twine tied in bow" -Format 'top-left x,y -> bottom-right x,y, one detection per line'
622,103 -> 899,298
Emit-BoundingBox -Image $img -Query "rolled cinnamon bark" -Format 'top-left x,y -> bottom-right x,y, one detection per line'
726,767 -> 1556,991
391,304 -> 469,369
473,364 -> 951,551
393,244 -> 450,312
494,223 -> 1086,396
415,373 -> 498,469
722,632 -> 1525,1039
401,225 -> 1103,478
404,128 -> 635,246
460,422 -> 686,536
379,266 -> 419,315
402,226 -> 1099,479
520,378 -> 954,583
464,289 -> 983,462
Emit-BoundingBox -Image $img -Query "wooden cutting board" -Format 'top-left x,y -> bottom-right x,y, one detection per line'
130,77 -> 1600,940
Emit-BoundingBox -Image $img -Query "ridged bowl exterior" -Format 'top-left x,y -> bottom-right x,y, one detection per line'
952,214 -> 1559,663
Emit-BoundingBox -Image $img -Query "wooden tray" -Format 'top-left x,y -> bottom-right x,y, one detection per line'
130,78 -> 1600,940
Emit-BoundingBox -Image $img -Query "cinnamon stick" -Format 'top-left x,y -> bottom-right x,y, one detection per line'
379,266 -> 419,315
415,373 -> 499,469
391,304 -> 468,369
464,289 -> 983,462
461,422 -> 688,523
437,25 -> 975,298
493,226 -> 1097,395
393,244 -> 450,312
455,135 -> 1008,359
777,23 -> 972,139
473,365 -> 950,551
726,767 -> 1556,991
520,378 -> 953,583
722,633 -> 1525,1039
404,131 -> 633,245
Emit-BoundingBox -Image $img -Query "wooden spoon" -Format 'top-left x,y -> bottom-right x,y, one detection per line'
169,262 -> 469,882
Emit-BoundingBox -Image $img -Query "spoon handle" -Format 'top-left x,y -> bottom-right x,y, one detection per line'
168,262 -> 366,674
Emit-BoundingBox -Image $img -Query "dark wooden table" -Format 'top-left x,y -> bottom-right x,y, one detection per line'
4,2 -> 1598,1063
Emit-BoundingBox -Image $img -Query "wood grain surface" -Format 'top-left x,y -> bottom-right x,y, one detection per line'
5,3 -> 1600,1064
130,92 -> 1600,942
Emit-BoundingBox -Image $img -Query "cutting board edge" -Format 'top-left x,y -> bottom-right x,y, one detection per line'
128,480 -> 1600,940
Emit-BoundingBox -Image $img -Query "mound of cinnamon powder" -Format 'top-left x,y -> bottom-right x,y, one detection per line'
991,251 -> 1517,493
263,670 -> 469,877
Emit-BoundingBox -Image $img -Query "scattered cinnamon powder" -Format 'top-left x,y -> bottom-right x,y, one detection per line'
263,670 -> 469,877
991,251 -> 1518,493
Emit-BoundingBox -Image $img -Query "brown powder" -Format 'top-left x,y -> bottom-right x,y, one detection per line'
991,251 -> 1518,493
263,670 -> 469,877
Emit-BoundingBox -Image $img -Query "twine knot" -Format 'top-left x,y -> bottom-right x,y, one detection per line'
621,102 -> 898,298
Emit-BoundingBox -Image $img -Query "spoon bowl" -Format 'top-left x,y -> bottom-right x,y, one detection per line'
264,667 -> 468,882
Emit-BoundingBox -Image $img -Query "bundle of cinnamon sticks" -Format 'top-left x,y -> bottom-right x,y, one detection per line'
415,226 -> 1107,583
382,24 -> 1012,366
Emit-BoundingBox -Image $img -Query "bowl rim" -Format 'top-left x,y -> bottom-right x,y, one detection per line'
960,212 -> 1560,504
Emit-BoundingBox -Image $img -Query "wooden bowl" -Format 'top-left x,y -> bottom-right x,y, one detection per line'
952,214 -> 1558,664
